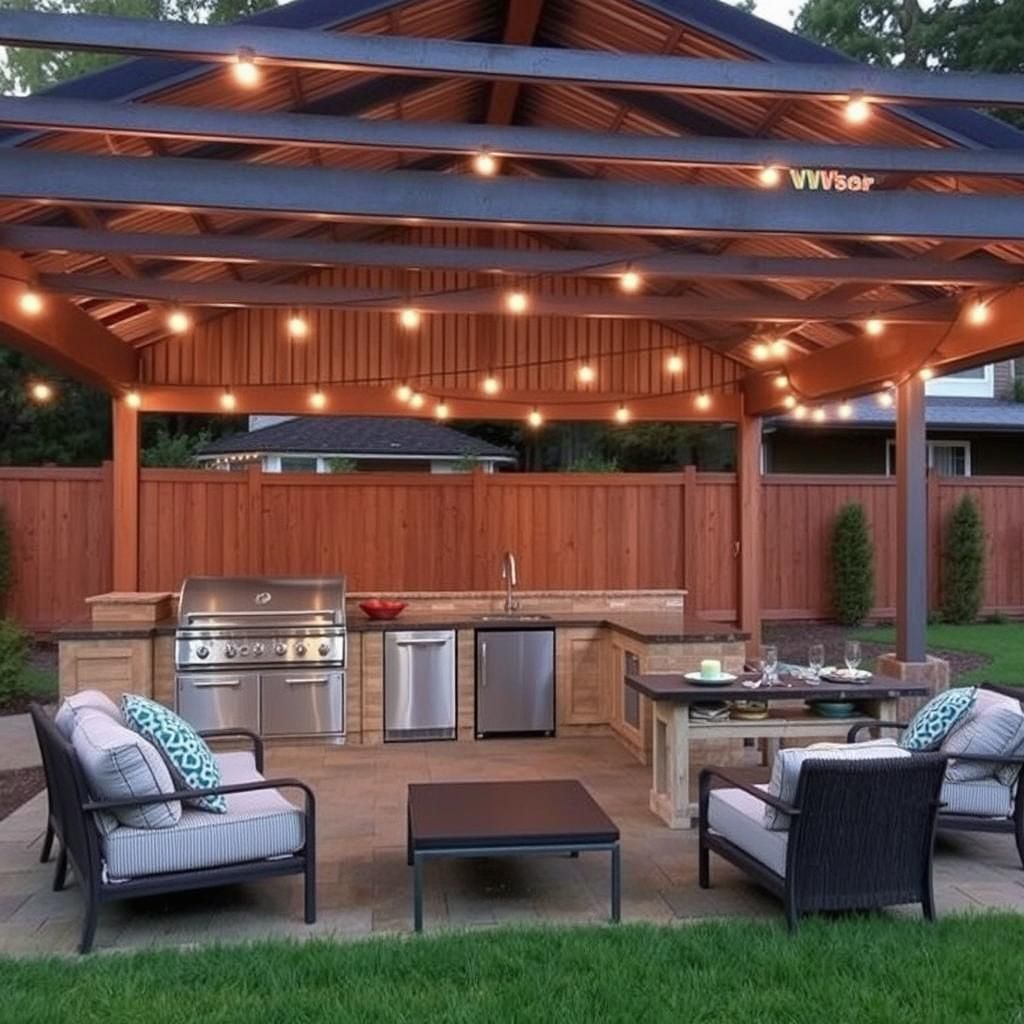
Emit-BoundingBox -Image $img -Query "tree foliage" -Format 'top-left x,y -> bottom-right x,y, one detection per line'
0,0 -> 280,95
829,502 -> 875,626
140,428 -> 212,468
942,495 -> 986,624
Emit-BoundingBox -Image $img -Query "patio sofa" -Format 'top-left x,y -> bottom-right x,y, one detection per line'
699,749 -> 946,931
847,682 -> 1024,869
30,693 -> 316,953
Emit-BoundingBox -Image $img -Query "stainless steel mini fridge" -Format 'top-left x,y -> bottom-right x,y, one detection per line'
475,629 -> 555,737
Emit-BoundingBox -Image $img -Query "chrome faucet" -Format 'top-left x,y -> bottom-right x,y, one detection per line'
501,551 -> 519,613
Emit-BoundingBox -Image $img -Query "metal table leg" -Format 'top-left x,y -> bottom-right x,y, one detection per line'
413,853 -> 424,933
610,843 -> 621,923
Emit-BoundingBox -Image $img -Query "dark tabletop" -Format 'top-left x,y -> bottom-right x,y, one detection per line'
407,779 -> 619,850
625,671 -> 929,704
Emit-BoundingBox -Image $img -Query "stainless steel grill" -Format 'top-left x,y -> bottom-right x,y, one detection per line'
174,576 -> 346,739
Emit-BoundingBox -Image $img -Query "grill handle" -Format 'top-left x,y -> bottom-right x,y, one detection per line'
394,638 -> 450,647
285,676 -> 331,686
187,678 -> 241,689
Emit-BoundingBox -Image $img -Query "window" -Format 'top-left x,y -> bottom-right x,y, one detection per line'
925,364 -> 993,398
886,440 -> 972,478
278,457 -> 319,474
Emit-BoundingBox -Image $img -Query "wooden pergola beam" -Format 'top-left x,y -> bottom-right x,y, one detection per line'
4,150 -> 1024,241
6,93 -> 1024,179
0,250 -> 136,389
6,224 -> 1018,286
2,10 -> 1023,107
41,272 -> 963,324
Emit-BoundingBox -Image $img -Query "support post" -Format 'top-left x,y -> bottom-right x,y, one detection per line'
111,396 -> 139,591
737,409 -> 762,657
896,375 -> 928,662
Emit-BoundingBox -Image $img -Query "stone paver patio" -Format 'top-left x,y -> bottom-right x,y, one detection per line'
1,736 -> 1022,955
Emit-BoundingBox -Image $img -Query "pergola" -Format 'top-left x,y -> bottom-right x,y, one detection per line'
0,0 -> 1023,669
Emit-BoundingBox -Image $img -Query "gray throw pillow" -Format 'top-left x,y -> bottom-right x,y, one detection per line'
54,689 -> 122,740
942,689 -> 1024,783
70,708 -> 182,830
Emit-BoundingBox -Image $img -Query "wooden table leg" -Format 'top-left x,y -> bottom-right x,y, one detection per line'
649,701 -> 692,829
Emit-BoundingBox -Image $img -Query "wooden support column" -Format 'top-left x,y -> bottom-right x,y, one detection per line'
896,374 -> 928,662
111,396 -> 139,591
737,409 -> 762,655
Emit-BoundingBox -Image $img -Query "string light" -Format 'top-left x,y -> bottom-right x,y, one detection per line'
408,392 -> 425,410
287,314 -> 309,340
124,390 -> 142,409
482,374 -> 501,395
398,307 -> 421,330
793,404 -> 808,420
435,398 -> 450,420
395,383 -> 413,403
29,381 -> 53,403
774,374 -> 789,389
665,353 -> 684,375
232,48 -> 260,88
783,395 -> 798,410
812,408 -> 827,423
619,269 -> 642,293
838,401 -> 853,419
695,393 -> 711,411
18,288 -> 43,315
770,338 -> 788,358
614,404 -> 630,424
876,390 -> 895,409
505,291 -> 529,314
865,318 -> 885,337
219,388 -> 236,411
758,165 -> 782,187
844,91 -> 871,124
966,299 -> 990,326
309,387 -> 327,410
577,364 -> 596,384
918,367 -> 935,381
752,342 -> 770,362
528,408 -> 544,428
167,307 -> 191,334
472,150 -> 499,177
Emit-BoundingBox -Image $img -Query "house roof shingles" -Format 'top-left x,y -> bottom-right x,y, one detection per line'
199,416 -> 517,460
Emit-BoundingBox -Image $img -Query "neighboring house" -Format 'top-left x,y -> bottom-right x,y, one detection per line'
764,361 -> 1024,477
197,416 -> 516,474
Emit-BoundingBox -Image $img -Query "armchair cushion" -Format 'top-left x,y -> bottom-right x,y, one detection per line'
940,777 -> 1014,818
101,750 -> 304,881
900,687 -> 977,752
55,690 -> 122,740
121,695 -> 227,814
941,688 -> 1024,783
707,787 -> 788,877
70,708 -> 182,830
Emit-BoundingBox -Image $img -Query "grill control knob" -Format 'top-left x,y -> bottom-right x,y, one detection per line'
294,642 -> 307,657
252,643 -> 264,657
318,642 -> 331,657
273,642 -> 287,656
224,643 -> 237,659
196,645 -> 210,660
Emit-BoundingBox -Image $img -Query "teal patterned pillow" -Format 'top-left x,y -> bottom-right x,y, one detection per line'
120,695 -> 227,813
900,688 -> 977,752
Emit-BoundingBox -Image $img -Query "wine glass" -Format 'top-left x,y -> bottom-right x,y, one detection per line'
844,639 -> 862,674
761,644 -> 779,686
808,643 -> 825,684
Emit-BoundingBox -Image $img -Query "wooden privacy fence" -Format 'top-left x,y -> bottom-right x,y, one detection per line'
2,465 -> 1023,631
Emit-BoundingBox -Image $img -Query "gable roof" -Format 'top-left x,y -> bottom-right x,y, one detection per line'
198,416 -> 517,460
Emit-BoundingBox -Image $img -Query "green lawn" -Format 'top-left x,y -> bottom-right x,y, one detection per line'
856,622 -> 1024,686
2,918 -> 1024,1023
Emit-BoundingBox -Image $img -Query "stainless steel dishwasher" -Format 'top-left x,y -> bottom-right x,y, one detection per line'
476,629 -> 555,737
384,630 -> 457,741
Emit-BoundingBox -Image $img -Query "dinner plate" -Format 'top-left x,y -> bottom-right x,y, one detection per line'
684,671 -> 737,686
818,667 -> 872,683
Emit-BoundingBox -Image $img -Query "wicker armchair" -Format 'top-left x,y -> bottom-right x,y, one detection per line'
848,683 -> 1024,870
699,754 -> 946,932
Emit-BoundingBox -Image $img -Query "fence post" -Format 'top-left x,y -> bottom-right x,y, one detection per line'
927,469 -> 941,614
682,464 -> 698,601
471,468 -> 489,589
246,464 -> 264,574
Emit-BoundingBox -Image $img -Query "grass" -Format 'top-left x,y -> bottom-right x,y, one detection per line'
856,622 -> 1024,685
2,918 -> 1024,1023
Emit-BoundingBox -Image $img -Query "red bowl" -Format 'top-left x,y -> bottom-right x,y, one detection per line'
359,599 -> 407,621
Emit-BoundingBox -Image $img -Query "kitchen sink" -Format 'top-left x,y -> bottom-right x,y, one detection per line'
476,613 -> 552,621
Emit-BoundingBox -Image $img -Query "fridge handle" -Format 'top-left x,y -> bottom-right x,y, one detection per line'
480,641 -> 487,686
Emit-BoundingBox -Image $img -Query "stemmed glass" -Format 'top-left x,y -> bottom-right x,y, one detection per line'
761,644 -> 779,687
844,640 -> 862,674
808,643 -> 825,684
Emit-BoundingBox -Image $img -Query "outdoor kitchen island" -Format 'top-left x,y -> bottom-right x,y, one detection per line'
56,588 -> 748,758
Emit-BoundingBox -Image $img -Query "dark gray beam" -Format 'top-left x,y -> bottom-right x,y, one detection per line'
6,95 -> 1024,179
1,10 -> 1023,108
6,223 -> 1020,286
40,271 -> 962,323
4,149 -> 1024,241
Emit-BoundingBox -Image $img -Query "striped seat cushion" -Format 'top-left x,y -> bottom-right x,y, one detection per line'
708,786 -> 788,877
101,750 -> 304,881
940,778 -> 1014,819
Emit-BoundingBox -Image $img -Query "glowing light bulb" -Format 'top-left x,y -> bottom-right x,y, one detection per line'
918,367 -> 935,381
399,307 -> 421,330
577,364 -> 596,384
774,374 -> 789,390
167,308 -> 191,334
287,315 -> 309,339
18,288 -> 42,315
482,375 -> 500,395
770,338 -> 788,358
695,393 -> 711,412
30,381 -> 52,403
865,318 -> 885,337
395,383 -> 413,403
845,92 -> 871,124
876,391 -> 894,409
967,299 -> 990,326
838,401 -> 853,420
472,150 -> 499,177
793,404 -> 808,420
619,270 -> 642,293
752,342 -> 770,362
665,353 -> 684,375
309,388 -> 327,410
435,399 -> 450,420
505,291 -> 528,314
528,408 -> 543,428
783,395 -> 797,410
408,392 -> 425,410
614,404 -> 630,424
232,49 -> 260,88
220,389 -> 236,411
758,165 -> 782,187
124,390 -> 142,409
813,408 -> 827,423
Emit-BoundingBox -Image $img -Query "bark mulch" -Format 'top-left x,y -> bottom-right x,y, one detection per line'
0,767 -> 45,823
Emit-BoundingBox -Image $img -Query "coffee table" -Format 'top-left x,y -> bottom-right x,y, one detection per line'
406,779 -> 621,932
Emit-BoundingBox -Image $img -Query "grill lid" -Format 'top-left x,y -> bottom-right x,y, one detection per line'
177,576 -> 346,629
